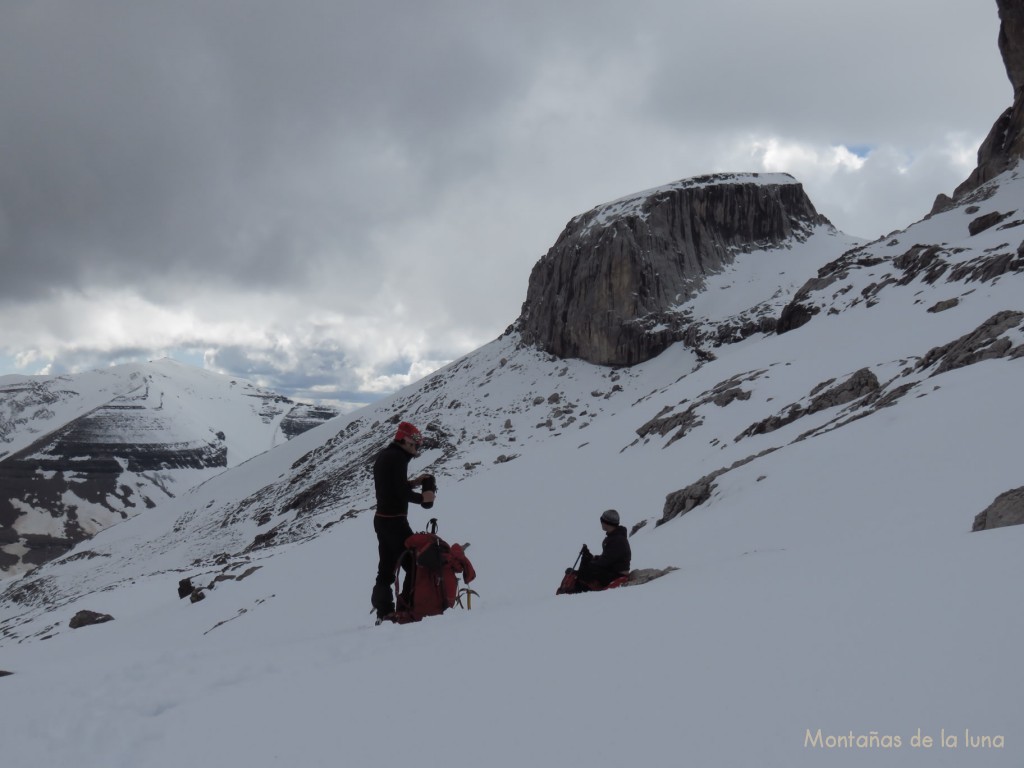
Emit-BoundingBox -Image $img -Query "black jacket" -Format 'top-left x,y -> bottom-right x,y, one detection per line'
591,525 -> 631,575
372,442 -> 424,518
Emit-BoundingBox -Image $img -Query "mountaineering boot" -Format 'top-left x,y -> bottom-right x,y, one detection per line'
371,582 -> 395,620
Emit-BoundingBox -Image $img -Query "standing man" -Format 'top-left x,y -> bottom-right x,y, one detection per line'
371,421 -> 436,621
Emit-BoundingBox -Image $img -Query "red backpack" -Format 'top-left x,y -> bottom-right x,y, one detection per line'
389,522 -> 476,624
556,569 -> 628,595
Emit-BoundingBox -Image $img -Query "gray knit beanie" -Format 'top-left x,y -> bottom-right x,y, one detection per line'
600,509 -> 620,526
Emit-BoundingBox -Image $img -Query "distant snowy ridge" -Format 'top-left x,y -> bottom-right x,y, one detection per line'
0,359 -> 338,576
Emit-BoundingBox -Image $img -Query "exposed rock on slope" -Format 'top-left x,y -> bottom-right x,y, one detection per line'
737,368 -> 881,440
657,308 -> 1024,527
778,184 -> 1024,336
973,486 -> 1024,530
517,173 -> 831,366
916,310 -> 1024,373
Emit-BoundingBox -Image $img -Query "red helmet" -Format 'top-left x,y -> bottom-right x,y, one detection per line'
395,421 -> 422,444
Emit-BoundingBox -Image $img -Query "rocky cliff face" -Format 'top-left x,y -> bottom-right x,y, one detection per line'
936,0 -> 1024,205
516,173 -> 831,366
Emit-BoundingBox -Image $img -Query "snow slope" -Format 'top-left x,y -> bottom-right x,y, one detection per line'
0,168 -> 1022,767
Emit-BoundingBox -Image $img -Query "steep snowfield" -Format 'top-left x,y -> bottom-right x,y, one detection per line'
0,169 -> 1022,767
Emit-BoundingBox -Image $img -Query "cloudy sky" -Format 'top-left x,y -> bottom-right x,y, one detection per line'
0,0 -> 1010,409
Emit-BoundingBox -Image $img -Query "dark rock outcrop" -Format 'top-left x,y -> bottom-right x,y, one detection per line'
658,448 -> 778,526
518,173 -> 830,366
280,404 -> 339,439
972,486 -> 1024,530
927,298 -> 960,314
776,250 -> 887,334
968,210 -> 1013,235
68,609 -> 114,629
738,368 -> 881,439
777,236 -> 1024,337
636,370 -> 762,446
915,310 -> 1024,375
660,473 -> 719,525
936,0 -> 1024,206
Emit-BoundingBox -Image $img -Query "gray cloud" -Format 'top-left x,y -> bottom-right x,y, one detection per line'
0,1 -> 520,295
640,2 -> 1008,140
0,0 -> 1011,400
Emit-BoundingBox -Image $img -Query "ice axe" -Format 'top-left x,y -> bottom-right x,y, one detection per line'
455,585 -> 479,609
453,542 -> 479,609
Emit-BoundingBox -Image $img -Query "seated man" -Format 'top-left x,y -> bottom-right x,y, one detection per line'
578,509 -> 631,588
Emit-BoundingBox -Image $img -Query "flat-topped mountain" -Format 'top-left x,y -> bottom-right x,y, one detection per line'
517,172 -> 837,365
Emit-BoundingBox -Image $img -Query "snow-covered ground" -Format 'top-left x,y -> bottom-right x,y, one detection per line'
1,168 -> 1022,767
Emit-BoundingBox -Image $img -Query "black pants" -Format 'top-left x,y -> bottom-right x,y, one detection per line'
372,515 -> 413,612
579,553 -> 618,588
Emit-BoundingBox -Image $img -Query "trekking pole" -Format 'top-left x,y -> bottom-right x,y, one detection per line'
568,546 -> 584,574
